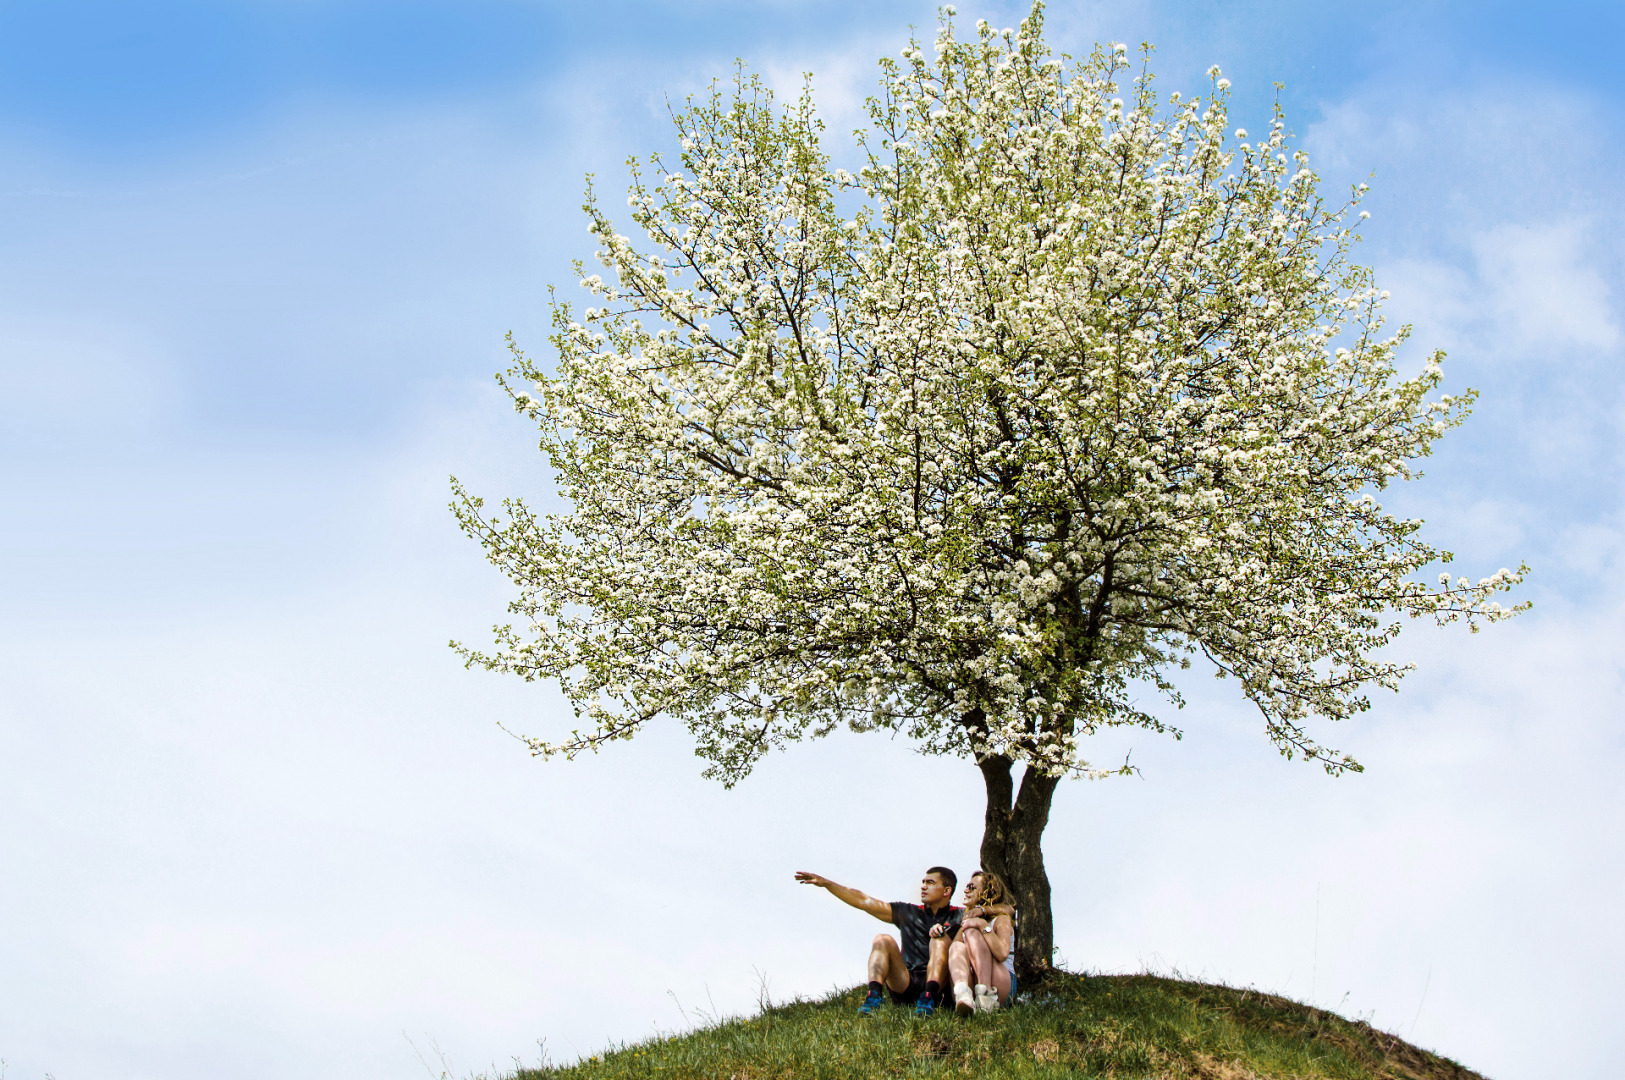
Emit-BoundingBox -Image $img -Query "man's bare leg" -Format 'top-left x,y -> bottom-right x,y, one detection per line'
926,935 -> 951,990
903,934 -> 950,1012
857,934 -> 911,1014
869,934 -> 912,993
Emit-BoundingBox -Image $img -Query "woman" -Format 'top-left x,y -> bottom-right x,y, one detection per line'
946,869 -> 1016,1015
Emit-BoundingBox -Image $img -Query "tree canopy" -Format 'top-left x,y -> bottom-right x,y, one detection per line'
453,4 -> 1525,976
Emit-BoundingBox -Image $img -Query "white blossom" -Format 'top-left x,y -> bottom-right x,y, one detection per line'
453,1 -> 1527,788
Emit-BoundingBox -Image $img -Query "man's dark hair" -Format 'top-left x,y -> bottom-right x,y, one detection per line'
926,866 -> 957,892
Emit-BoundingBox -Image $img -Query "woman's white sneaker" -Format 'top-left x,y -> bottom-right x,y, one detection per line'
953,983 -> 976,1017
974,984 -> 999,1013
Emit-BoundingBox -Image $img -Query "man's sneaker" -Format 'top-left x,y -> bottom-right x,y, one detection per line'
974,984 -> 999,1014
953,983 -> 976,1017
913,992 -> 936,1017
857,988 -> 885,1015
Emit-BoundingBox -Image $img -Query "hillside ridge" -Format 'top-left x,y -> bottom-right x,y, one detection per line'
511,971 -> 1487,1079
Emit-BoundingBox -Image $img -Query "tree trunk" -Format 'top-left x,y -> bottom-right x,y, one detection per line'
976,753 -> 1061,984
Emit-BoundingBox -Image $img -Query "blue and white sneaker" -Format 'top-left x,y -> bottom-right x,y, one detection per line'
857,988 -> 885,1015
913,992 -> 936,1018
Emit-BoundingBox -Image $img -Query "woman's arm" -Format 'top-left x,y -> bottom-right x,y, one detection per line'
984,914 -> 1015,962
949,915 -> 988,944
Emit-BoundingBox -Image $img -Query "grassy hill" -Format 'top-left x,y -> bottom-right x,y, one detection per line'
512,972 -> 1487,1079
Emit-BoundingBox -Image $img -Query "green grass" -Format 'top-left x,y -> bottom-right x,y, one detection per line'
510,973 -> 1486,1080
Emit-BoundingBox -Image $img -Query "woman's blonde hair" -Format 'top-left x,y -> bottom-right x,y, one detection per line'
971,869 -> 1011,908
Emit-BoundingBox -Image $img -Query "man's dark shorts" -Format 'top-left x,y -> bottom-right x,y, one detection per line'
888,969 -> 933,1006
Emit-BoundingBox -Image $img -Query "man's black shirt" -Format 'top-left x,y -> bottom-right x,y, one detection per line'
890,901 -> 963,975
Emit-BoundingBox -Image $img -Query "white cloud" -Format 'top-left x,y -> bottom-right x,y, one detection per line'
1305,83 -> 1614,237
1471,220 -> 1619,351
0,315 -> 174,445
1380,218 -> 1618,362
1303,79 -> 1625,568
761,46 -> 878,145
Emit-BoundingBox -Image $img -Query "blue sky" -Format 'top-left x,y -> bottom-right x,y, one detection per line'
2,2 -> 1621,1079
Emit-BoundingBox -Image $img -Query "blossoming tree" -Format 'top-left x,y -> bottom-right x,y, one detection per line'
453,4 -> 1524,979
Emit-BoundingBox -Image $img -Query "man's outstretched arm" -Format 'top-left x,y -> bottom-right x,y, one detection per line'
794,871 -> 892,922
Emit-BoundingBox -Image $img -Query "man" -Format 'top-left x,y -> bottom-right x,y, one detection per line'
794,867 -> 962,1016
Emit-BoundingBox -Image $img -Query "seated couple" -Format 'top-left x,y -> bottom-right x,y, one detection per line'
794,866 -> 1016,1017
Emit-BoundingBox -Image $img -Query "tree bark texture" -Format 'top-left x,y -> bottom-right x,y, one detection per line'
977,753 -> 1060,984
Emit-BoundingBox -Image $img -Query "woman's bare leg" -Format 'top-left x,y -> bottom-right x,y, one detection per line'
987,957 -> 1013,1002
947,939 -> 973,989
964,927 -> 996,985
946,939 -> 977,1015
963,929 -> 1014,1002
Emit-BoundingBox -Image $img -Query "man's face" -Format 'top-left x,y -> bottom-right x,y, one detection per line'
920,871 -> 952,906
